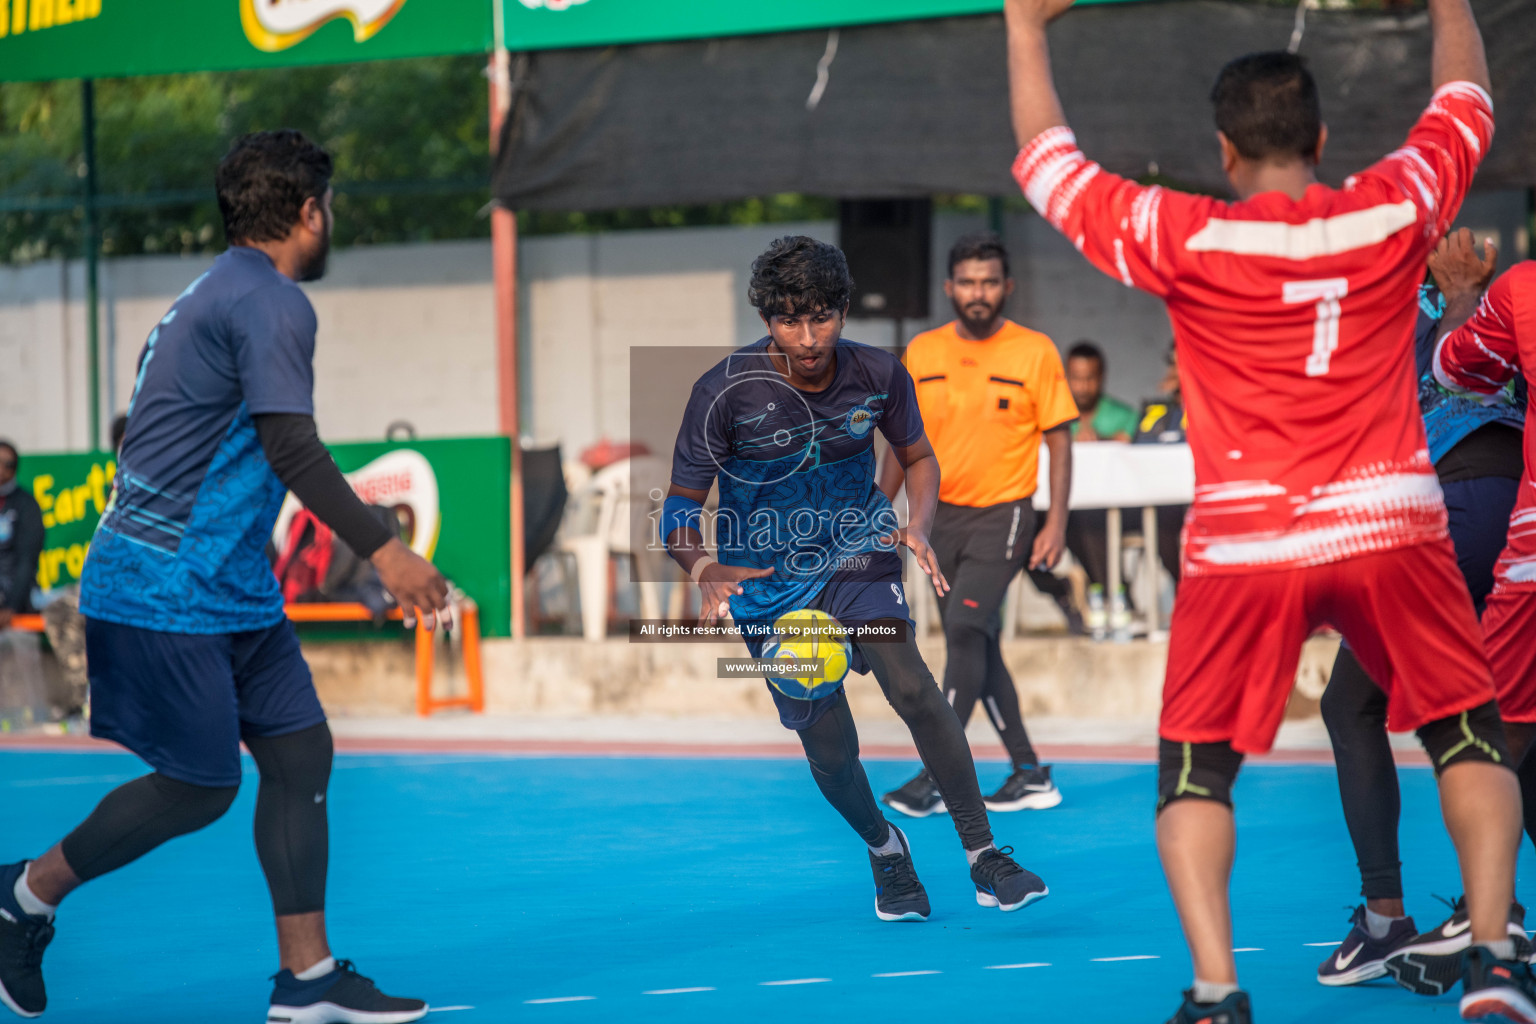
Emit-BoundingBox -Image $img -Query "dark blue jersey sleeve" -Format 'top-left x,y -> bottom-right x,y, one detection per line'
879,357 -> 925,448
672,380 -> 732,490
231,283 -> 317,416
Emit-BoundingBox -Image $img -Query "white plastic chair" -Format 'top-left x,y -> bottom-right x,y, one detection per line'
554,456 -> 669,640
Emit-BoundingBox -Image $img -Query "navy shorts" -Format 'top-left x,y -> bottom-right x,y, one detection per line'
85,617 -> 326,787
1443,475 -> 1520,615
744,567 -> 916,732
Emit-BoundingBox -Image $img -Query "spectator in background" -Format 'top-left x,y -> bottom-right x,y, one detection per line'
1132,345 -> 1188,585
1056,344 -> 1138,624
1135,344 -> 1188,445
0,439 -> 45,631
1065,342 -> 1138,441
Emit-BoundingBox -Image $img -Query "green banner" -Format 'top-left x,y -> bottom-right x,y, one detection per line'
22,451 -> 117,594
19,435 -> 513,638
0,0 -> 491,83
501,0 -> 1140,52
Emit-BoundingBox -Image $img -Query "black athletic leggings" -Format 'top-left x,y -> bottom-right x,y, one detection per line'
797,635 -> 994,851
1322,467 -> 1525,901
58,722 -> 333,916
928,500 -> 1039,769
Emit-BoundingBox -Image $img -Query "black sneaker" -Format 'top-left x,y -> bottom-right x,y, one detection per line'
882,769 -> 947,818
970,846 -> 1048,912
1164,989 -> 1252,1024
0,861 -> 53,1019
869,826 -> 930,923
267,960 -> 427,1024
1461,945 -> 1536,1022
1385,896 -> 1531,996
1316,905 -> 1419,986
984,765 -> 1063,812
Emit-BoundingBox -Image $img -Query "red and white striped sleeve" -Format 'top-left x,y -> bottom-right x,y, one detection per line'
1355,82 -> 1495,243
1433,263 -> 1531,397
1012,127 -> 1194,299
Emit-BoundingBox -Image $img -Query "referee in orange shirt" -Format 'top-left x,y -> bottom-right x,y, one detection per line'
879,232 -> 1076,816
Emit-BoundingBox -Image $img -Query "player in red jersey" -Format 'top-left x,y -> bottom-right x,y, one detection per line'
1435,260 -> 1536,747
1006,1 -> 1528,1021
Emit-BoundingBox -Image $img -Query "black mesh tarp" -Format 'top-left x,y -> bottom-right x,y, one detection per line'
492,0 -> 1536,211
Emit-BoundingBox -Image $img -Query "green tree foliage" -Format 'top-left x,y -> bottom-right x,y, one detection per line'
0,55 -> 493,263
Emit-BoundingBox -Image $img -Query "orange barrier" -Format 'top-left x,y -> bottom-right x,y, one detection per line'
6,605 -> 483,719
286,602 -> 484,718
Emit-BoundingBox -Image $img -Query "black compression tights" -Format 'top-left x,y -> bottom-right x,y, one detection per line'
943,619 -> 1040,769
796,691 -> 889,847
247,722 -> 333,916
1320,648 -> 1403,901
799,632 -> 994,851
57,722 -> 333,916
1323,648 -> 1536,901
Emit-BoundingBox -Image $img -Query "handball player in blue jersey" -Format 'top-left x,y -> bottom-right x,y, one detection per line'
0,132 -> 448,1023
663,235 -> 1048,922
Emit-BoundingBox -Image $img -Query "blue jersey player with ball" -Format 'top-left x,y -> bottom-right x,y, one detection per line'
663,235 -> 1048,922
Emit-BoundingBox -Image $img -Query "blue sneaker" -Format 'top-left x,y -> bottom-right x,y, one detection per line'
0,861 -> 53,1019
869,826 -> 929,922
1164,989 -> 1252,1024
1461,945 -> 1536,1023
1316,905 -> 1418,986
267,960 -> 427,1024
970,846 -> 1048,912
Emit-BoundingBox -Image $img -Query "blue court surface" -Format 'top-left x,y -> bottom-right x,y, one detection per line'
3,747 -> 1530,1023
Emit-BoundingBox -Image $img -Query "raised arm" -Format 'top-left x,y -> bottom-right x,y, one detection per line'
1429,0 -> 1490,93
1005,0 -> 1076,148
1428,227 -> 1499,342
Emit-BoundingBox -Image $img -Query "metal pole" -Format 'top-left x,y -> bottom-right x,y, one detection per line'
82,79 -> 101,452
490,1 -> 527,639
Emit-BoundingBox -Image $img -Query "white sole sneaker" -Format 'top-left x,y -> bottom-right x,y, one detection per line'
883,798 -> 948,819
976,886 -> 1049,913
1461,986 -> 1536,1023
0,979 -> 42,1019
874,902 -> 929,923
1316,959 -> 1389,987
984,788 -> 1063,813
266,1002 -> 429,1024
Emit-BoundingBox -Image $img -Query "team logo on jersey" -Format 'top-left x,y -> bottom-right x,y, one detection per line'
891,583 -> 904,606
517,0 -> 590,8
241,0 -> 407,52
845,404 -> 876,439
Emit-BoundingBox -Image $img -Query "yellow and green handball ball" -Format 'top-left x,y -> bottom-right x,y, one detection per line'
763,608 -> 851,701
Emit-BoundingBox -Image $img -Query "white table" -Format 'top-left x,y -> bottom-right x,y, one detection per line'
1034,442 -> 1195,638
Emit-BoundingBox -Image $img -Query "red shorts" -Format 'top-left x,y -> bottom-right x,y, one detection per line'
1162,539 -> 1496,754
1483,586 -> 1536,723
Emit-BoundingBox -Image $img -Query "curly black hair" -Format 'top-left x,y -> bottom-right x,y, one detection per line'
747,235 -> 853,319
216,130 -> 334,245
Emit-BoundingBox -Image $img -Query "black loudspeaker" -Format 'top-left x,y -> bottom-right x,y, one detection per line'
839,199 -> 932,320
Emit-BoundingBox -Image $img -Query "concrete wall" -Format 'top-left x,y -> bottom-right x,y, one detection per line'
3,191 -> 1526,456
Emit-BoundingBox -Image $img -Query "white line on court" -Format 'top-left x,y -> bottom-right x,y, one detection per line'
1091,955 -> 1160,962
428,1007 -> 477,1013
760,978 -> 832,986
985,963 -> 1051,970
1233,948 -> 1264,953
643,988 -> 716,995
524,996 -> 596,1004
872,971 -> 941,978
1303,942 -> 1339,947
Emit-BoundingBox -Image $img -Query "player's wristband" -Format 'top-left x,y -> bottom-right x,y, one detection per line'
661,494 -> 704,551
689,556 -> 717,584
